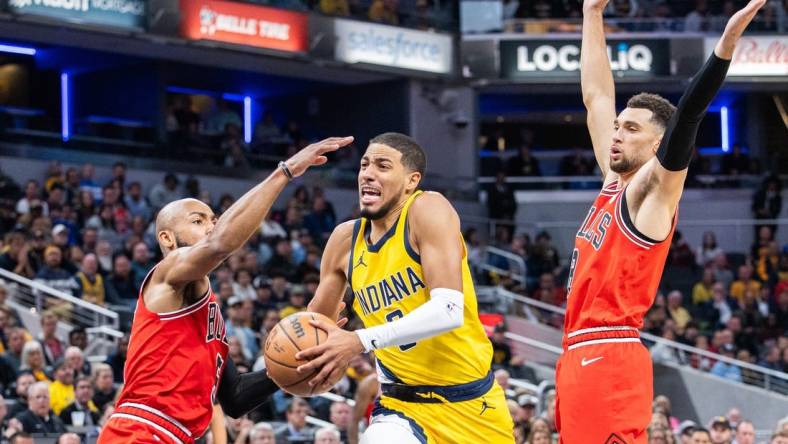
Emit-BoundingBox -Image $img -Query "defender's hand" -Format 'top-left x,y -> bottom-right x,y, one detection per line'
583,0 -> 610,13
295,319 -> 363,391
716,0 -> 767,59
284,136 -> 353,178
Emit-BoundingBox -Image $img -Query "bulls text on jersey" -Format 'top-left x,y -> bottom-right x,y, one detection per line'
205,302 -> 229,344
576,205 -> 613,251
354,266 -> 426,316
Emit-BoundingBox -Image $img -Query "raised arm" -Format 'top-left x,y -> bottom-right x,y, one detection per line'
156,137 -> 353,291
306,220 -> 355,320
581,0 -> 617,181
631,0 -> 765,239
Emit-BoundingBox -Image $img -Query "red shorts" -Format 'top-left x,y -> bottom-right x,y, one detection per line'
556,332 -> 652,444
99,409 -> 194,444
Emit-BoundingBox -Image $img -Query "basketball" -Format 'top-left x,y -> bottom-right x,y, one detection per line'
263,311 -> 337,397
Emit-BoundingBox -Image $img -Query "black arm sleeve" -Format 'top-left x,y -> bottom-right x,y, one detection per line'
217,359 -> 280,418
656,53 -> 731,171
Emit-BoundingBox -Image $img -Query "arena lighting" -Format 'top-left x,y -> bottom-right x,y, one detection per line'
0,43 -> 36,56
61,73 -> 70,142
720,106 -> 730,152
244,96 -> 252,144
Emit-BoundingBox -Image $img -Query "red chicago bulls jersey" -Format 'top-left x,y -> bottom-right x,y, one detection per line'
563,181 -> 675,344
114,266 -> 229,441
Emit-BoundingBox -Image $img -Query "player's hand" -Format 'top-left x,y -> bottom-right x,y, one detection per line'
583,0 -> 610,13
716,0 -> 767,59
295,318 -> 363,391
283,136 -> 354,178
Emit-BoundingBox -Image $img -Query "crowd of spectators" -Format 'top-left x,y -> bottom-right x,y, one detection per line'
254,0 -> 456,30
0,154 -> 786,443
165,97 -> 360,176
499,0 -> 788,32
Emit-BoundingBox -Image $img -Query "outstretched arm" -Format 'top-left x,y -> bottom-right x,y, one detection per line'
630,0 -> 766,240
148,137 -> 352,311
581,0 -> 617,182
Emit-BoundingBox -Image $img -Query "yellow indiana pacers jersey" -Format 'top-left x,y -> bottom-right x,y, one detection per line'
348,190 -> 493,386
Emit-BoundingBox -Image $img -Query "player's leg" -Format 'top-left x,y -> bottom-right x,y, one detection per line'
362,398 -> 430,444
557,343 -> 652,444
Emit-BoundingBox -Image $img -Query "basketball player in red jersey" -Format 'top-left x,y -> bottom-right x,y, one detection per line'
556,1 -> 765,443
98,136 -> 353,444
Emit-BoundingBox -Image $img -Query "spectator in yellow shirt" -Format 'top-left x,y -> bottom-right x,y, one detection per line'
369,0 -> 399,25
729,264 -> 761,305
692,268 -> 716,305
279,287 -> 307,319
320,0 -> 350,16
49,362 -> 75,415
667,290 -> 692,330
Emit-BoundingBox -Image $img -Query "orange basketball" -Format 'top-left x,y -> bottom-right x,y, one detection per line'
263,311 -> 337,397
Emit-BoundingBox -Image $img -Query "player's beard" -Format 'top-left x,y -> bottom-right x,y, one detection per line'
360,195 -> 398,220
610,155 -> 637,174
174,234 -> 191,248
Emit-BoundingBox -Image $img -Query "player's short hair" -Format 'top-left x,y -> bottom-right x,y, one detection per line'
369,132 -> 427,175
626,93 -> 677,131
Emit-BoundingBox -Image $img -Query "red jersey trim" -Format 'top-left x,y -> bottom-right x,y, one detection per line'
614,193 -> 655,250
118,402 -> 192,437
110,413 -> 186,444
158,290 -> 211,320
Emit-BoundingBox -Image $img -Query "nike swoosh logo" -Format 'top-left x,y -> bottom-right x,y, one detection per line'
371,339 -> 379,349
581,356 -> 604,367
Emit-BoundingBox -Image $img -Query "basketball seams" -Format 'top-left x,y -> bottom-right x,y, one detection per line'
265,355 -> 299,369
282,370 -> 318,389
277,323 -> 303,352
312,314 -> 320,346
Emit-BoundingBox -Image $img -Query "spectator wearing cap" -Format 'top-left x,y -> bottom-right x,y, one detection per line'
74,254 -> 106,306
679,420 -> 698,444
0,231 -> 34,278
34,246 -> 79,297
710,344 -> 742,382
491,324 -> 514,371
225,296 -> 258,362
709,417 -> 733,444
58,375 -> 99,426
279,286 -> 307,319
516,394 -> 538,424
148,173 -> 182,210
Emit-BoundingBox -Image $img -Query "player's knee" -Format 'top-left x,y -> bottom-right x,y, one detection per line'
361,422 -> 423,444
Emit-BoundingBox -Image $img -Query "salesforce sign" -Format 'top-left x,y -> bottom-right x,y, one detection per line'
334,19 -> 453,75
500,39 -> 670,79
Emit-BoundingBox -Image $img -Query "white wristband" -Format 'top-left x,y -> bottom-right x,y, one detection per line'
355,288 -> 464,353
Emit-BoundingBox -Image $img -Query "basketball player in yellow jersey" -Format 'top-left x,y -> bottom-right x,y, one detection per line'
295,132 -> 514,444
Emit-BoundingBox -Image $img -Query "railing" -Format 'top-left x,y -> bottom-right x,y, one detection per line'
0,268 -> 119,330
478,246 -> 527,285
477,174 -> 786,189
488,286 -> 788,395
496,16 -> 786,34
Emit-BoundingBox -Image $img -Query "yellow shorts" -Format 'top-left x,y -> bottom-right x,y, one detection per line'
371,380 -> 514,443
